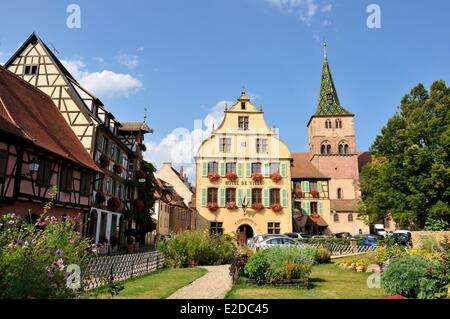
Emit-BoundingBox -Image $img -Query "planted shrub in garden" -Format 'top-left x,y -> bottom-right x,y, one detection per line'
381,255 -> 449,299
298,238 -> 351,246
156,230 -> 236,268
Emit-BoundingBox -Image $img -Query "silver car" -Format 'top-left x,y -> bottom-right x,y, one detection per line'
253,236 -> 307,251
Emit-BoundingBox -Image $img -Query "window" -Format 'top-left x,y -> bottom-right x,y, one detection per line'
325,119 -> 332,129
112,181 -> 116,196
226,188 -> 236,203
310,202 -> 318,214
111,144 -> 116,160
339,144 -> 344,155
207,188 -> 218,204
252,189 -> 262,204
310,181 -> 317,191
256,138 -> 267,154
80,172 -> 91,196
0,150 -> 7,182
251,162 -> 262,174
344,144 -> 350,154
59,166 -> 73,193
336,119 -> 342,128
337,188 -> 343,199
268,222 -> 281,234
220,138 -> 231,153
226,162 -> 236,174
207,161 -> 219,174
333,213 -> 339,222
269,163 -> 279,174
348,213 -> 354,222
321,145 -> 326,155
105,178 -> 112,194
270,189 -> 280,205
241,102 -> 246,110
326,93 -> 334,104
101,136 -> 109,155
37,158 -> 53,186
327,144 -> 331,155
210,222 -> 223,235
24,64 -> 39,75
238,116 -> 249,130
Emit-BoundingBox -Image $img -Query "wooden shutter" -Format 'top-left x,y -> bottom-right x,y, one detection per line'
219,188 -> 225,207
202,161 -> 207,177
317,181 -> 323,192
246,189 -> 251,205
263,188 -> 270,207
306,201 -> 311,215
263,162 -> 270,177
201,188 -> 207,206
237,162 -> 243,177
246,163 -> 251,177
237,189 -> 243,205
280,162 -> 287,178
219,162 -> 225,176
318,202 -> 324,215
281,189 -> 288,208
304,181 -> 310,192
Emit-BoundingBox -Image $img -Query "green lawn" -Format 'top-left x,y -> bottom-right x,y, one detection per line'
96,267 -> 207,299
225,263 -> 387,299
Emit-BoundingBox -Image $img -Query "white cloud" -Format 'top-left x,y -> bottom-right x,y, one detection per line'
137,47 -> 144,53
143,101 -> 229,182
61,58 -> 143,99
266,0 -> 333,26
115,51 -> 139,69
0,51 -> 4,65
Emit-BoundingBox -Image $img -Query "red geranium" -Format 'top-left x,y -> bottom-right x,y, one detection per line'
270,172 -> 282,182
294,189 -> 303,198
135,198 -> 145,212
113,164 -> 123,175
206,202 -> 219,211
226,202 -> 238,209
99,154 -> 111,169
107,197 -> 121,211
310,190 -> 320,198
225,172 -> 238,181
95,192 -> 106,204
270,203 -> 283,212
208,173 -> 221,182
252,203 -> 265,211
251,173 -> 263,182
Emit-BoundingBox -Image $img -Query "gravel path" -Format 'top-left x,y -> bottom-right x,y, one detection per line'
167,265 -> 231,299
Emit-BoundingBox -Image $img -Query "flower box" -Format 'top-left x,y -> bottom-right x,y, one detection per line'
310,190 -> 320,198
207,173 -> 221,182
206,202 -> 219,211
99,154 -> 111,169
226,202 -> 238,210
95,192 -> 106,204
270,203 -> 283,213
107,197 -> 121,211
270,172 -> 282,182
134,198 -> 145,212
113,164 -> 123,175
225,172 -> 238,181
294,189 -> 303,198
252,203 -> 265,211
251,173 -> 263,182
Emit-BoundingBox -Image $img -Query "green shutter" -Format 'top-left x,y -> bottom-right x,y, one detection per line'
263,162 -> 270,177
306,201 -> 311,215
246,189 -> 251,205
237,189 -> 243,205
263,188 -> 270,207
201,188 -> 207,207
237,162 -> 243,177
202,162 -> 207,177
280,163 -> 287,178
219,162 -> 225,176
219,188 -> 225,207
305,181 -> 310,192
317,181 -> 323,192
246,163 -> 251,177
318,202 -> 324,215
281,189 -> 288,208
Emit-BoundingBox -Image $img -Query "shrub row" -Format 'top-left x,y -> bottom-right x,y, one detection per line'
297,238 -> 351,246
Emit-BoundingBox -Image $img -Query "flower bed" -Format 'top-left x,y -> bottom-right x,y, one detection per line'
207,173 -> 220,182
252,203 -> 265,211
251,173 -> 263,182
206,202 -> 219,211
225,172 -> 238,181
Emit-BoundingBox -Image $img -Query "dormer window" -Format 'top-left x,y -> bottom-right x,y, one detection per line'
241,102 -> 246,110
326,93 -> 334,104
238,116 -> 249,130
24,64 -> 39,76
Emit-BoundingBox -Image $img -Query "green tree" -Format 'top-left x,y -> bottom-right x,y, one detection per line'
359,81 -> 450,229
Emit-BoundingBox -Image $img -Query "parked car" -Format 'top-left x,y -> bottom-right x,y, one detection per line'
284,232 -> 309,239
358,235 -> 378,247
253,233 -> 288,244
334,232 -> 352,239
392,230 -> 412,246
312,235 -> 335,239
253,236 -> 307,251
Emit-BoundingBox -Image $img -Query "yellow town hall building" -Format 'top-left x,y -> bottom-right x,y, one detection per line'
195,89 -> 292,243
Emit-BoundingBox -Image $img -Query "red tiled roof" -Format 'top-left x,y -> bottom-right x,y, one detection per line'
0,66 -> 99,172
309,214 -> 328,227
119,122 -> 153,133
330,199 -> 359,212
357,151 -> 372,172
291,152 -> 329,179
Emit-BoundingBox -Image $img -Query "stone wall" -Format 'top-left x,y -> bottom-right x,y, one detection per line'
411,231 -> 450,247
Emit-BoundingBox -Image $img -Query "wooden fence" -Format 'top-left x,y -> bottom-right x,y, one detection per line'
82,251 -> 165,290
309,243 -> 378,256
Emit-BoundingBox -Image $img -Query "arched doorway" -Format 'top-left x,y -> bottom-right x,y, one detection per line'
237,224 -> 254,245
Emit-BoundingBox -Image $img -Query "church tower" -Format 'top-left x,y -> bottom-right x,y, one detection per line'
307,43 -> 366,233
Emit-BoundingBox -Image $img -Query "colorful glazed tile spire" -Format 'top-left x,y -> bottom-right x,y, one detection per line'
315,42 -> 351,116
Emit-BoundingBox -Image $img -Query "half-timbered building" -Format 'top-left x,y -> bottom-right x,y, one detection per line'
4,33 -> 153,247
0,66 -> 99,226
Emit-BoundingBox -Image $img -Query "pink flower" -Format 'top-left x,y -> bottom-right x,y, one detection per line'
55,258 -> 64,266
69,238 -> 75,244
427,267 -> 432,273
38,221 -> 46,227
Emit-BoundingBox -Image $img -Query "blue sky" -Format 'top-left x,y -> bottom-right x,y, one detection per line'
1,0 -> 449,179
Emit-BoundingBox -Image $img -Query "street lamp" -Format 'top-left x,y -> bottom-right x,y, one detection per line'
29,158 -> 40,175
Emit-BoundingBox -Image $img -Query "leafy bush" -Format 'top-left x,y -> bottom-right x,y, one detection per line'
244,247 -> 314,283
301,246 -> 331,264
156,230 -> 236,268
298,238 -> 351,246
375,245 -> 407,263
381,255 -> 449,299
0,208 -> 94,298
229,246 -> 253,284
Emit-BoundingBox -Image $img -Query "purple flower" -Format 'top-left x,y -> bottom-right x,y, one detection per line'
55,258 -> 64,266
17,240 -> 25,245
8,220 -> 14,225
31,239 -> 37,245
55,249 -> 64,257
38,221 -> 46,227
47,271 -> 54,279
69,238 -> 75,244
50,283 -> 58,289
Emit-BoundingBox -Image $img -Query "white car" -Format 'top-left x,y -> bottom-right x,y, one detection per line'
253,236 -> 307,251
